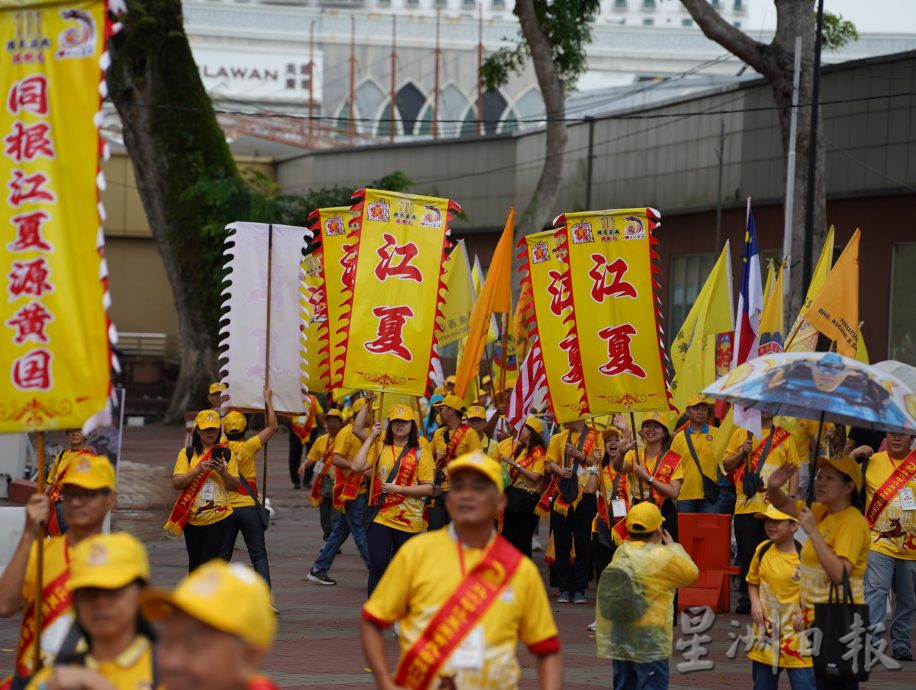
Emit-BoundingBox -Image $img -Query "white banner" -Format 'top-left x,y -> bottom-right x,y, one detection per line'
194,46 -> 323,104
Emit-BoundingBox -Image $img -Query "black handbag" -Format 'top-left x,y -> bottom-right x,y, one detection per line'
813,571 -> 870,682
238,474 -> 270,531
684,429 -> 719,504
742,428 -> 775,500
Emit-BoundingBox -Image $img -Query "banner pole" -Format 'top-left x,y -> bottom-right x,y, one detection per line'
367,390 -> 386,508
261,224 -> 274,500
415,397 -> 426,439
33,430 -> 46,673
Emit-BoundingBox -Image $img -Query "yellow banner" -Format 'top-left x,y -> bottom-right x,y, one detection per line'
787,225 -> 834,353
437,240 -> 474,346
0,1 -> 112,432
524,230 -> 586,423
301,253 -> 328,393
338,189 -> 455,396
805,228 -> 860,358
554,208 -> 672,414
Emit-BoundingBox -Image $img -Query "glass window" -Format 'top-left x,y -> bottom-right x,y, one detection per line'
669,253 -> 716,343
681,18 -> 693,27
889,243 -> 916,364
396,82 -> 426,136
643,17 -> 654,26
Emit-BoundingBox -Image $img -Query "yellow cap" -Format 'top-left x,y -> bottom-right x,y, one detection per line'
524,416 -> 545,436
626,501 -> 664,534
142,561 -> 275,651
441,394 -> 465,412
433,386 -> 445,396
446,451 -> 504,493
196,409 -> 221,430
209,382 -> 227,395
351,398 -> 367,414
602,426 -> 621,440
685,395 -> 710,409
70,533 -> 149,590
326,408 -> 343,419
446,375 -> 456,385
61,454 -> 116,491
466,405 -> 487,420
755,504 -> 798,522
481,375 -> 492,386
223,411 -> 247,434
501,376 -> 518,392
388,403 -> 414,422
641,411 -> 670,429
817,453 -> 862,491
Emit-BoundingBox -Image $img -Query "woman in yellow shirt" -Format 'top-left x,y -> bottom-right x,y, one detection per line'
499,416 -> 547,557
351,403 -> 434,595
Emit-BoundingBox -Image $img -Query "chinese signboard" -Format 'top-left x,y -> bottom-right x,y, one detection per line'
194,46 -> 324,105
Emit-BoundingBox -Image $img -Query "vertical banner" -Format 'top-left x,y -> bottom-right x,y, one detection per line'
521,230 -> 586,423
336,189 -> 456,396
300,252 -> 328,393
0,1 -> 119,432
437,239 -> 474,346
554,208 -> 673,414
219,223 -> 312,413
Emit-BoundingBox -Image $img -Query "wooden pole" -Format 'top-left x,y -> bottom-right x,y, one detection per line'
415,397 -> 426,439
33,430 -> 45,672
261,225 -> 273,500
367,390 -> 386,507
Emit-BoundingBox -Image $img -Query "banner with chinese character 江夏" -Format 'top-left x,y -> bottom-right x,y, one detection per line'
300,252 -> 328,393
554,208 -> 673,414
521,230 -> 587,423
335,189 -> 457,396
0,1 -> 121,432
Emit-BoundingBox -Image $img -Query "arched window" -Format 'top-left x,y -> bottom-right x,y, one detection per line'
498,109 -> 519,134
481,90 -> 508,135
396,82 -> 426,136
439,83 -> 471,138
514,88 -> 545,131
355,80 -> 387,135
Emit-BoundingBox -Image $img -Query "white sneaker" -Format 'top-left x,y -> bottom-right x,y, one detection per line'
532,536 -> 544,552
587,621 -> 596,632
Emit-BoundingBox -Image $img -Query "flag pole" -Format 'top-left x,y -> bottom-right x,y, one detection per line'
261,224 -> 273,500
415,397 -> 426,438
367,390 -> 386,509
33,430 -> 46,673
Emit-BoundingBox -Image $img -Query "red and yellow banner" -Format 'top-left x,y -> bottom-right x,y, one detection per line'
0,1 -> 116,432
335,189 -> 456,396
522,230 -> 586,423
553,208 -> 672,414
300,252 -> 328,393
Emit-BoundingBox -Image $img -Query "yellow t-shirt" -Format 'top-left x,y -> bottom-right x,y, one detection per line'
746,540 -> 812,668
46,449 -> 88,486
864,450 -> 916,560
797,501 -> 869,619
669,427 -> 718,501
480,436 -> 499,459
18,536 -> 74,675
546,429 -> 601,496
306,433 -> 337,483
171,447 -> 239,526
431,424 -> 481,491
370,443 -> 435,533
26,635 -> 154,690
363,528 -> 560,690
333,424 -> 368,495
622,449 -> 685,504
725,426 -> 800,515
507,445 -> 546,494
227,436 -> 262,509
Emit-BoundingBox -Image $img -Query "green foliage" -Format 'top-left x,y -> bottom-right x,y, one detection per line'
822,12 -> 858,51
481,0 -> 602,92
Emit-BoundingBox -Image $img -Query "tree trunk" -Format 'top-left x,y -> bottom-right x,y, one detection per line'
106,0 -> 241,421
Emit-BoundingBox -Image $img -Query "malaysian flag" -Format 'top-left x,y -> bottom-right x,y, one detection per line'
506,343 -> 547,433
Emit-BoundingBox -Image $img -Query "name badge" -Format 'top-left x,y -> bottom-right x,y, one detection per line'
200,481 -> 216,502
899,487 -> 916,512
451,626 -> 484,670
611,499 -> 627,518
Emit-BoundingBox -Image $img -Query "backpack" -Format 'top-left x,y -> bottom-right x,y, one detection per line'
758,538 -> 803,561
597,553 -> 650,623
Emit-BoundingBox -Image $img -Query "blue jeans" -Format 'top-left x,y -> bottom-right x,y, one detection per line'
677,498 -> 719,514
366,522 -> 416,595
222,506 -> 271,587
612,659 -> 668,690
313,493 -> 371,572
752,661 -> 816,690
864,550 -> 916,653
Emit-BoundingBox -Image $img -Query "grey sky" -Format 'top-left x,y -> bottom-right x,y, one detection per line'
747,0 -> 916,34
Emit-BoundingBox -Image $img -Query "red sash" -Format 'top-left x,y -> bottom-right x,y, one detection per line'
509,445 -> 544,485
437,424 -> 470,470
393,536 -> 523,690
639,449 -> 681,506
370,446 -> 420,511
15,543 -> 71,676
865,450 -> 916,528
163,447 -> 217,538
309,438 -> 336,507
537,430 -> 597,517
593,468 -> 629,544
333,468 -> 363,510
733,427 -> 791,485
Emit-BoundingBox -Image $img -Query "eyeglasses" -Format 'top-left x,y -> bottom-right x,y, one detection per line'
60,488 -> 112,502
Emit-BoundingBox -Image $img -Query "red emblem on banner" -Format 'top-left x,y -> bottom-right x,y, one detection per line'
6,303 -> 53,344
8,211 -> 52,252
374,233 -> 422,282
8,257 -> 52,298
4,122 -> 55,162
546,269 -> 571,317
11,349 -> 52,390
7,170 -> 55,206
588,254 -> 637,302
7,76 -> 49,116
559,334 -> 583,385
365,305 -> 414,361
597,324 -> 646,378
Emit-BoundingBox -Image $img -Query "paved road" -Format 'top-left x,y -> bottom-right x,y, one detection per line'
0,424 -> 912,689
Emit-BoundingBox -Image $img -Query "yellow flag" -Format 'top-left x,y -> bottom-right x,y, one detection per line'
670,242 -> 734,414
454,209 -> 514,398
757,260 -> 786,354
471,255 -> 499,345
786,226 -> 834,352
857,331 -> 869,364
804,229 -> 860,358
438,241 -> 475,346
762,258 -> 776,307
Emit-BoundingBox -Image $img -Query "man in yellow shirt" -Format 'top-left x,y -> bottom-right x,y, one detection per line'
857,431 -> 916,661
723,412 -> 798,615
208,381 -> 227,412
299,408 -> 345,541
670,395 -> 720,514
361,451 -> 562,690
288,393 -> 325,489
44,428 -> 92,536
429,394 -> 481,530
466,405 -> 497,458
0,454 -> 117,684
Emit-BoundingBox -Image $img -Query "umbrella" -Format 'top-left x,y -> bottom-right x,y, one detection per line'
702,351 -> 916,436
875,360 -> 916,393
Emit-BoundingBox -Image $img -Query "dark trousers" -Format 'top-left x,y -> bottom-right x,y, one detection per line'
591,532 -> 615,582
734,512 -> 767,606
184,518 -> 234,572
427,493 -> 450,530
53,501 -> 68,535
222,506 -> 271,587
502,489 -> 539,558
551,493 -> 597,594
318,496 -> 338,540
366,522 -> 416,595
814,670 -> 858,690
288,432 -> 308,488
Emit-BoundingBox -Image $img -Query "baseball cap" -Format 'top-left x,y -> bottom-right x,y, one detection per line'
351,398 -> 367,414
602,426 -> 621,440
754,504 -> 798,522
388,403 -> 414,422
326,408 -> 343,420
61,454 -> 116,491
70,533 -> 150,591
446,451 -> 504,492
481,375 -> 492,386
441,394 -> 465,412
524,416 -> 545,436
142,561 -> 276,651
223,411 -> 247,434
195,409 -> 221,431
466,405 -> 487,420
208,382 -> 227,395
626,501 -> 664,535
642,411 -> 670,429
816,453 -> 862,491
685,395 -> 710,408
446,375 -> 456,385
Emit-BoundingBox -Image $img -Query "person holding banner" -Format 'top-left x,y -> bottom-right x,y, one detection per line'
670,396 -> 720,515
351,404 -> 434,595
288,393 -> 325,490
299,409 -> 344,541
0,455 -> 117,685
167,409 -> 242,572
361,451 -> 562,690
44,429 -> 92,536
543,420 -> 601,605
499,416 -> 547,557
590,427 -> 628,579
221,387 -> 278,588
428,395 -> 481,531
723,412 -> 798,615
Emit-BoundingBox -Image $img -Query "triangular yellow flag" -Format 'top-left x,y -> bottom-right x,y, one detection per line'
454,209 -> 515,398
762,258 -> 776,307
437,241 -> 475,346
804,229 -> 860,357
758,260 -> 786,354
786,226 -> 834,352
472,255 -> 498,345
